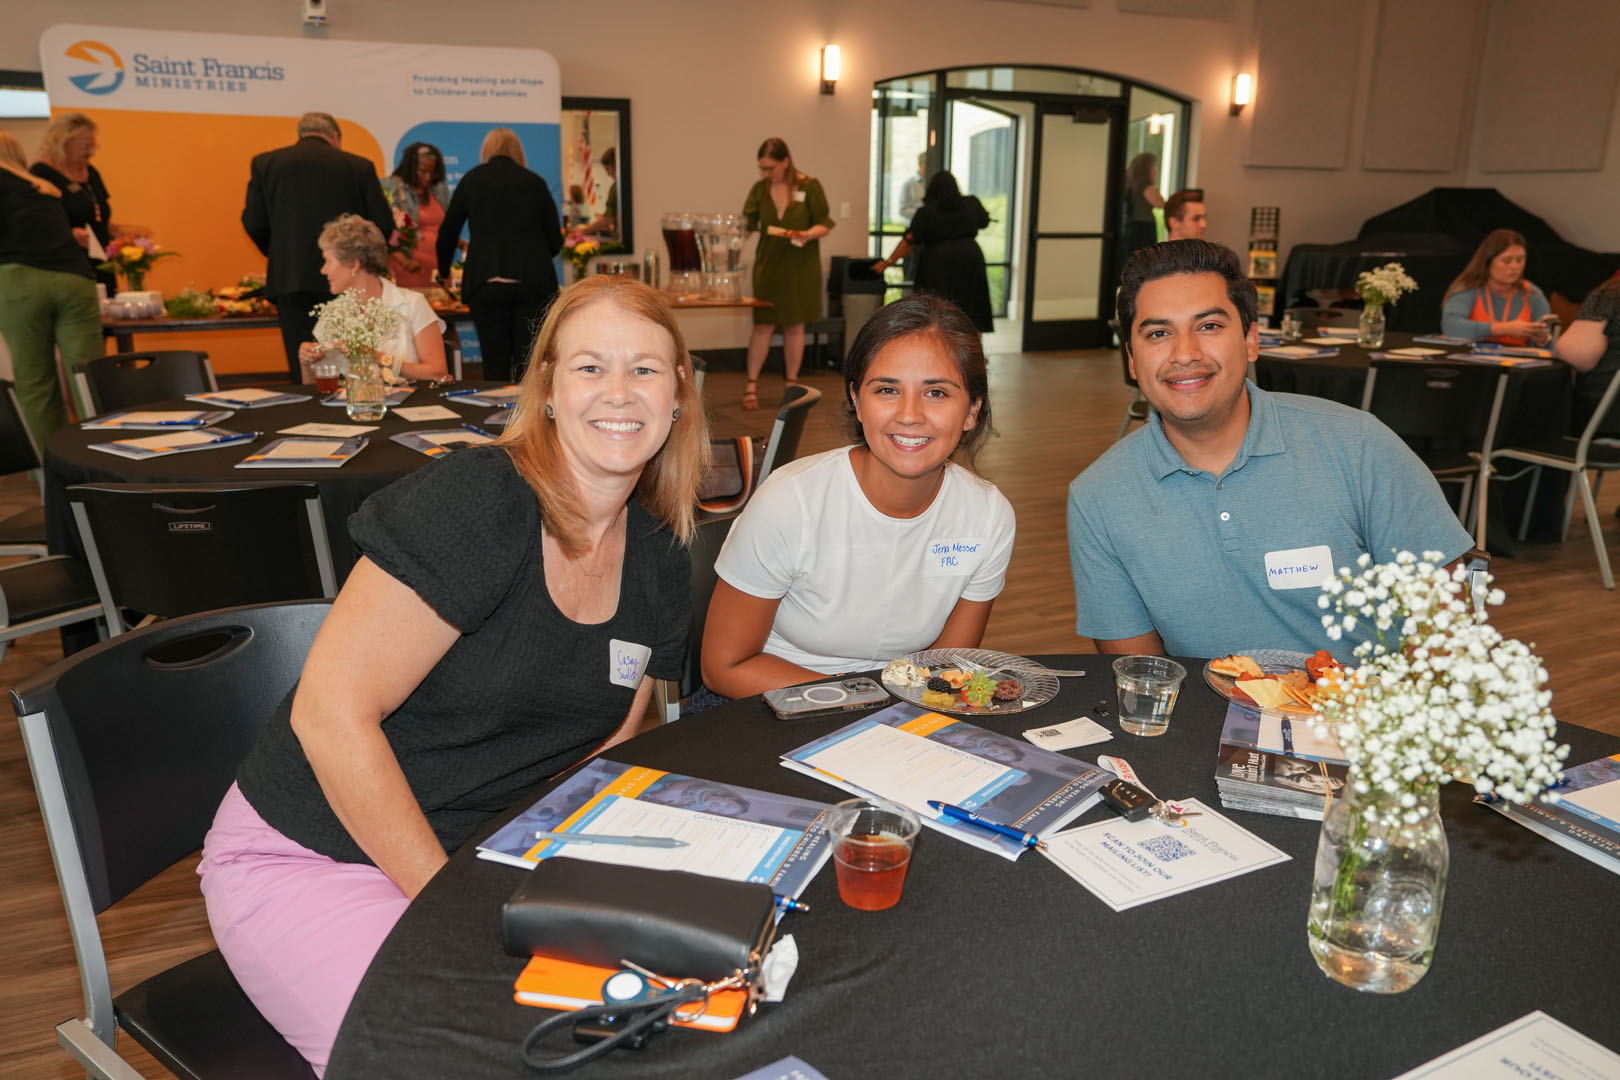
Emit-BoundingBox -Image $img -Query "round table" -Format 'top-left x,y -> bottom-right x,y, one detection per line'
325,659 -> 1620,1080
44,380 -> 507,581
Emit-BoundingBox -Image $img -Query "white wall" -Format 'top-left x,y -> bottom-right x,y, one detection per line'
10,0 -> 1618,345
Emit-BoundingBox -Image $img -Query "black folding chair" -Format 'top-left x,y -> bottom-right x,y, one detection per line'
652,512 -> 739,723
756,383 -> 821,489
67,482 -> 337,635
0,378 -> 49,555
72,350 -> 218,416
1108,317 -> 1149,441
13,601 -> 329,1079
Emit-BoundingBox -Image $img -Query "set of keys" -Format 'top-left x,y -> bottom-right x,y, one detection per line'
1096,755 -> 1201,827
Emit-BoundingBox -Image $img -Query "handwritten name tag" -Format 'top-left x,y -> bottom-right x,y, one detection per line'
925,537 -> 986,577
1264,545 -> 1333,590
609,638 -> 652,689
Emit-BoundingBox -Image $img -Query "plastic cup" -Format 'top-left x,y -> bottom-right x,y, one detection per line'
1112,655 -> 1187,736
826,797 -> 920,911
310,357 -> 342,395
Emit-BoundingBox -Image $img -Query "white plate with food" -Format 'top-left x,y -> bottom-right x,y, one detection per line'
880,648 -> 1060,717
1204,649 -> 1342,715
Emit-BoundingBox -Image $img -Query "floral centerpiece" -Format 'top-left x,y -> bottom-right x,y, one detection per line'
1307,551 -> 1568,993
310,288 -> 402,362
97,234 -> 179,291
382,182 -> 419,261
1353,261 -> 1417,347
561,231 -> 626,280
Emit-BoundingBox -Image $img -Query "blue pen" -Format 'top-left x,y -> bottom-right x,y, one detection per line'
463,423 -> 493,439
442,388 -> 482,397
927,800 -> 1047,852
773,894 -> 810,913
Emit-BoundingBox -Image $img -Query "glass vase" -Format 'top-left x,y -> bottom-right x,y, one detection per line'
1308,777 -> 1448,994
344,351 -> 388,421
124,267 -> 146,291
1357,303 -> 1386,348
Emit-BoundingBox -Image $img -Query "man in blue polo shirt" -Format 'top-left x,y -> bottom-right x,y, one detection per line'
1068,240 -> 1472,659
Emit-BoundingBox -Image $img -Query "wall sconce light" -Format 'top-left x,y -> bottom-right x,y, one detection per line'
821,45 -> 840,95
1230,73 -> 1252,116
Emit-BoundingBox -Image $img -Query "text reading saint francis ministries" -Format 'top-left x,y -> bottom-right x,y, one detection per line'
131,53 -> 285,82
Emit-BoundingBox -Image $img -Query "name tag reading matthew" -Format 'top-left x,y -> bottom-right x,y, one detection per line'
609,639 -> 652,688
925,537 -> 986,577
1264,545 -> 1333,590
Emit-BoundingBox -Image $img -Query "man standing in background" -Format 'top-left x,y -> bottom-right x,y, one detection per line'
242,111 -> 393,381
1164,188 -> 1207,241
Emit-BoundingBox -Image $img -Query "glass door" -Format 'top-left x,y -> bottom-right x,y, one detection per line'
870,75 -> 939,264
945,98 -> 1017,318
1022,102 -> 1124,350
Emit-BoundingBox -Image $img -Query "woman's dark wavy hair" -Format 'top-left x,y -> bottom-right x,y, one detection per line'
392,141 -> 446,188
843,293 -> 994,470
1116,239 -> 1258,354
923,170 -> 963,208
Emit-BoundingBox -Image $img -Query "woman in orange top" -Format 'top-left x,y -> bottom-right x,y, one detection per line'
1441,229 -> 1551,346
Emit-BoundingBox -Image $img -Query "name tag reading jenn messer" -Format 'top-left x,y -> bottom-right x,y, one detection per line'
925,538 -> 986,578
1264,545 -> 1333,591
608,639 -> 652,689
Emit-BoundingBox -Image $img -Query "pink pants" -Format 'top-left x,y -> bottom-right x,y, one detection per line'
198,783 -> 409,1077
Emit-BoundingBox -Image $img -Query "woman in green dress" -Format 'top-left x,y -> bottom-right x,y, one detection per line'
741,137 -> 834,409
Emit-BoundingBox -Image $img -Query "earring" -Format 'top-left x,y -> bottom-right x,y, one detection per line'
672,407 -> 681,421
544,403 -> 554,419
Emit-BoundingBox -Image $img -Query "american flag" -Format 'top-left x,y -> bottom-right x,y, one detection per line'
577,113 -> 595,207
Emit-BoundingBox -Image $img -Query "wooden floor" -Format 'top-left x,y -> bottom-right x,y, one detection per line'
4,345 -> 1617,1077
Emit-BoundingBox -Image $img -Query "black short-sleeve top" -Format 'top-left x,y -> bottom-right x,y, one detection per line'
236,446 -> 692,864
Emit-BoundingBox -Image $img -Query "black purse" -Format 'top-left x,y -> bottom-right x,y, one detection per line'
502,858 -> 780,1071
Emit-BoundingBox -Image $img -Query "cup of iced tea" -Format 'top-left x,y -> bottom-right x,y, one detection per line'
826,797 -> 920,911
310,356 -> 343,395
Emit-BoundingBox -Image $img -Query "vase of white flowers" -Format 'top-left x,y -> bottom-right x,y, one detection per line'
310,289 -> 402,421
1307,552 -> 1567,993
1354,262 -> 1418,348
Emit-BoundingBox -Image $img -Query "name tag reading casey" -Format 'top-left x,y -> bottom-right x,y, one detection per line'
609,639 -> 652,689
1264,545 -> 1333,591
925,537 -> 987,578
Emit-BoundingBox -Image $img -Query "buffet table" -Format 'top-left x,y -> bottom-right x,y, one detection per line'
43,381 -> 506,582
325,660 -> 1620,1080
101,307 -> 473,354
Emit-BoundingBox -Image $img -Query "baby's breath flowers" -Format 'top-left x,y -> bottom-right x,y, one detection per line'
1311,551 -> 1567,822
1355,261 -> 1418,309
311,289 -> 402,363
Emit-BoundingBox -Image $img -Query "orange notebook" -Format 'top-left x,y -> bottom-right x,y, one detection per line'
513,955 -> 748,1033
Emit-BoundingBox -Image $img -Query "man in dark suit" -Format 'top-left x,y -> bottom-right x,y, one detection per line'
242,112 -> 393,381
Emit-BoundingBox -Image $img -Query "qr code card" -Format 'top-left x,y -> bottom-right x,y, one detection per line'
1022,716 -> 1112,750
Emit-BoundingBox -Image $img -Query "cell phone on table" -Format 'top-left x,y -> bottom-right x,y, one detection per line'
763,677 -> 890,720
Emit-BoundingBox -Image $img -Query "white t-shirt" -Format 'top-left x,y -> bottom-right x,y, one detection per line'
715,446 -> 1017,674
315,279 -> 445,376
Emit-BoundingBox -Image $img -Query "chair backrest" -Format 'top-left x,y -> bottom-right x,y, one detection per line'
690,353 -> 707,398
73,351 -> 218,415
1573,364 -> 1620,457
12,601 -> 331,914
682,512 -> 738,698
756,384 -> 822,489
1108,317 -> 1138,389
67,482 -> 336,629
0,379 -> 41,475
1363,359 -> 1502,454
697,436 -> 755,515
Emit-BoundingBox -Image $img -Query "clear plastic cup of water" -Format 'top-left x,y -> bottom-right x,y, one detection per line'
1112,655 -> 1187,736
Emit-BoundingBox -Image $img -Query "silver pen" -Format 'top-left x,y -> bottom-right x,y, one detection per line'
533,830 -> 688,849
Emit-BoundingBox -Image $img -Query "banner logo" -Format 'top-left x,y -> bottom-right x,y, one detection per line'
64,40 -> 125,95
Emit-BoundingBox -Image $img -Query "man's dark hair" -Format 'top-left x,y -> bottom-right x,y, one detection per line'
1163,188 -> 1204,224
1116,239 -> 1257,353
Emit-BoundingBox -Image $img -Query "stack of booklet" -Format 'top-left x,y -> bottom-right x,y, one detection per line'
1479,754 -> 1620,876
1213,703 -> 1348,820
780,702 -> 1112,859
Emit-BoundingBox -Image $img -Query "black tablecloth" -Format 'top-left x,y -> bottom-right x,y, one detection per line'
1277,240 -> 1464,333
43,381 -> 506,582
326,659 -> 1620,1080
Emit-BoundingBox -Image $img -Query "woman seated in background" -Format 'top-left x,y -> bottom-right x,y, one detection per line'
0,130 -> 101,449
1441,228 -> 1552,345
872,170 -> 994,333
199,276 -> 709,1075
1555,276 -> 1620,436
297,213 -> 448,383
384,141 -> 450,287
700,293 -> 1016,702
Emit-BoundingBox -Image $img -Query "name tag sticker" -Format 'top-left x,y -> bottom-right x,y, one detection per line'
1264,545 -> 1333,591
609,639 -> 652,688
925,537 -> 986,577
793,189 -> 807,202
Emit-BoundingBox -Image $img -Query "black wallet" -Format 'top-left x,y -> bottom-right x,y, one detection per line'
502,858 -> 779,982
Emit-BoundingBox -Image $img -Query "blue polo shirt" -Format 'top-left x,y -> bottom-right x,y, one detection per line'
1066,383 -> 1472,660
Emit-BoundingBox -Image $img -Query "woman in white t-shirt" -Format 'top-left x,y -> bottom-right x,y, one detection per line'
296,213 -> 448,382
701,293 -> 1015,701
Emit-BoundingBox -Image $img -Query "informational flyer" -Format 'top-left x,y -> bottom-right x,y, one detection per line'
1391,1011 -> 1620,1079
1041,798 -> 1289,911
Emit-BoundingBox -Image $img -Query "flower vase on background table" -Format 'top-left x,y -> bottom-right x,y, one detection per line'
309,288 -> 403,422
344,352 -> 388,421
1309,778 -> 1447,993
1357,303 -> 1386,348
